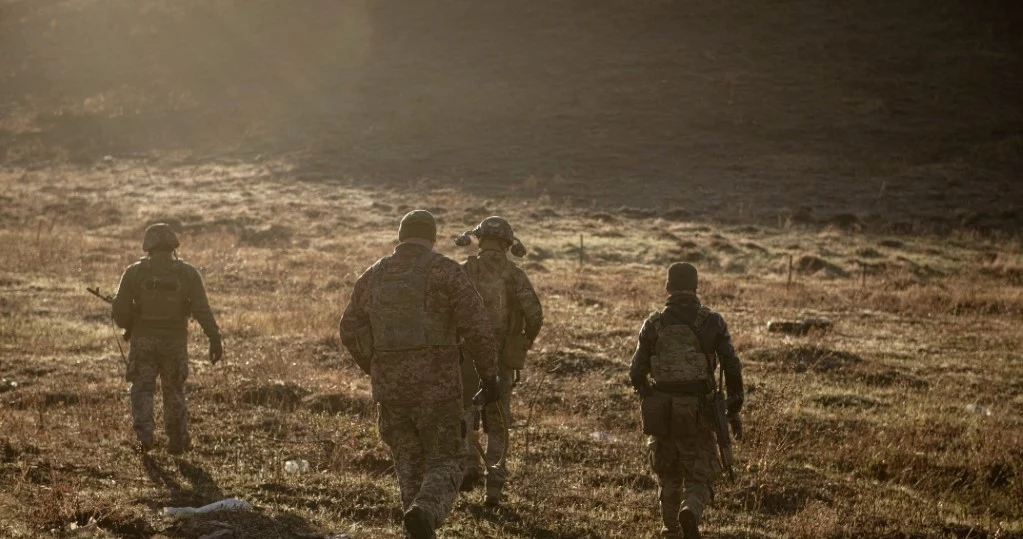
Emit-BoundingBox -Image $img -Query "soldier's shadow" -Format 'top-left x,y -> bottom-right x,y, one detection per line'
141,455 -> 328,538
141,454 -> 223,508
465,503 -> 526,528
466,502 -> 599,537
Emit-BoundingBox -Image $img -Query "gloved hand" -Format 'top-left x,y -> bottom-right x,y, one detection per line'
634,384 -> 652,398
479,376 -> 501,404
726,396 -> 743,416
726,396 -> 744,441
209,334 -> 224,365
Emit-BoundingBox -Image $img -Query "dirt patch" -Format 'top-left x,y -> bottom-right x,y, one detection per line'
545,349 -> 618,375
747,345 -> 863,373
617,206 -> 657,219
662,208 -> 691,221
743,241 -> 769,253
587,212 -> 620,224
796,255 -> 847,277
856,247 -> 884,258
859,368 -> 930,390
237,224 -> 294,247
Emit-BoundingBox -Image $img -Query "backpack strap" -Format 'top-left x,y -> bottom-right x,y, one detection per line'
465,255 -> 480,282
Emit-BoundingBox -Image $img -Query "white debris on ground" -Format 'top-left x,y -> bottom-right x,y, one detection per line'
163,498 -> 253,518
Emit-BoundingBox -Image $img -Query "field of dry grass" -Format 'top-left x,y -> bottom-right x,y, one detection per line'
0,163 -> 1021,538
2,0 -> 1022,537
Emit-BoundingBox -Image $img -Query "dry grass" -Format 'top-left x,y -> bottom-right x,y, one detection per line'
2,0 -> 1022,536
0,163 -> 1021,539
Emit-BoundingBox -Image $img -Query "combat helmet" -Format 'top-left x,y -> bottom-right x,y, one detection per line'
142,223 -> 180,252
455,216 -> 527,257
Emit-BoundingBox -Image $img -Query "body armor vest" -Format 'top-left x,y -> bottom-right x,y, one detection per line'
465,254 -> 514,337
370,251 -> 457,351
650,306 -> 712,387
136,259 -> 188,324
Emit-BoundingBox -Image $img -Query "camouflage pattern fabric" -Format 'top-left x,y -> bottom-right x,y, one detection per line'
340,240 -> 498,536
458,247 -> 543,501
648,395 -> 721,537
630,291 -> 742,538
379,399 -> 464,532
113,251 -> 220,340
630,292 -> 743,401
128,335 -> 190,450
340,242 -> 498,404
461,361 -> 514,493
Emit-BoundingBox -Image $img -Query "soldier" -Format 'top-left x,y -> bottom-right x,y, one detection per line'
454,216 -> 543,506
629,263 -> 744,539
339,210 -> 500,539
112,223 -> 223,455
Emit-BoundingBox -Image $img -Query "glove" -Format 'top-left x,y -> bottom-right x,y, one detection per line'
726,396 -> 743,416
209,335 -> 224,365
634,384 -> 652,398
479,376 -> 501,405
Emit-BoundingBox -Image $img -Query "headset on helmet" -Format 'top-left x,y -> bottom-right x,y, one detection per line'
454,216 -> 527,257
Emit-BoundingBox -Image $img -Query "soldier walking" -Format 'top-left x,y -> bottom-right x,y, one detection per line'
339,210 -> 500,539
454,217 -> 543,506
112,223 -> 223,454
629,263 -> 744,539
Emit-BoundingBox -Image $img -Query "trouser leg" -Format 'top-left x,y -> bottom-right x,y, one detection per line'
462,410 -> 484,487
680,443 -> 720,525
410,400 -> 463,529
379,404 -> 425,513
657,475 -> 684,537
160,342 -> 190,451
128,339 -> 159,445
649,436 -> 685,538
485,364 -> 514,499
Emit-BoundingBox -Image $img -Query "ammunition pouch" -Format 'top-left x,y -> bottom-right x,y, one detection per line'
640,391 -> 672,437
669,395 -> 707,439
502,333 -> 529,369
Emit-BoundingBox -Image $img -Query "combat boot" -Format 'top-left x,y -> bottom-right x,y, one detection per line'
484,488 -> 503,507
403,505 -> 435,539
137,436 -> 153,454
168,434 -> 191,456
460,469 -> 483,492
679,508 -> 700,539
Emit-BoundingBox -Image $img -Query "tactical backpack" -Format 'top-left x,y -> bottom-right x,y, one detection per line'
465,254 -> 528,369
369,251 -> 457,351
135,259 -> 189,325
650,306 -> 713,387
641,306 -> 714,437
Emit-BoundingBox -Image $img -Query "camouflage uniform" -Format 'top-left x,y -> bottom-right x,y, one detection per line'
456,218 -> 543,505
112,224 -> 221,454
340,211 -> 498,538
630,280 -> 743,539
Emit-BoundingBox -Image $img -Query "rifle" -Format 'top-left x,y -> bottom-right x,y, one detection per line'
712,367 -> 738,481
87,287 -> 131,341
